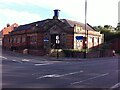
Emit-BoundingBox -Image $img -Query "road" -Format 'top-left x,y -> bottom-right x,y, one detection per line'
0,47 -> 120,90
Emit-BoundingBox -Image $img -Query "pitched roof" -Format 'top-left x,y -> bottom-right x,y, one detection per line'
60,19 -> 95,31
13,19 -> 50,32
13,19 -> 95,32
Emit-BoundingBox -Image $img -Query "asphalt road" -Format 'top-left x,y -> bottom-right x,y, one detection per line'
1,47 -> 120,90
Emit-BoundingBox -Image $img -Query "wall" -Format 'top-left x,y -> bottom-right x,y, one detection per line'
37,33 -> 44,49
66,34 -> 74,49
73,25 -> 104,50
110,38 -> 120,50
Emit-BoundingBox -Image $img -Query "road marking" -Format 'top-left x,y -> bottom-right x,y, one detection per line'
116,70 -> 120,72
110,82 -> 120,89
36,71 -> 84,79
12,60 -> 22,63
70,73 -> 109,85
36,74 -> 59,79
34,63 -> 53,66
22,59 -> 30,62
0,56 -> 7,59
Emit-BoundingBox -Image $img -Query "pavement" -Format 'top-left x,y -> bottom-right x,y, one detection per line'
2,48 -> 120,63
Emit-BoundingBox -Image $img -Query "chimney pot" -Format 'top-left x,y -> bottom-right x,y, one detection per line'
53,9 -> 60,19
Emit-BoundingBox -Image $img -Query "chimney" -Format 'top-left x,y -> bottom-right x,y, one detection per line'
7,23 -> 10,27
53,9 -> 60,19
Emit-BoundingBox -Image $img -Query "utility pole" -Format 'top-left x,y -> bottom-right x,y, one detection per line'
84,0 -> 87,58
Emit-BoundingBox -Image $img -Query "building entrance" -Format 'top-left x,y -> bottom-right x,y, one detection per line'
51,34 -> 60,49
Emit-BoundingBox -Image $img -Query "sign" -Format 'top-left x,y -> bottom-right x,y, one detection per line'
44,38 -> 49,42
76,36 -> 83,40
56,35 -> 60,44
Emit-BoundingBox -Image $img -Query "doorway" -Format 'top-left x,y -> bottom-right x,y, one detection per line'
51,34 -> 60,49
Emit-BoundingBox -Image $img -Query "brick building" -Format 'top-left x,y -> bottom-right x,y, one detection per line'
2,10 -> 104,55
1,23 -> 18,35
0,23 -> 18,45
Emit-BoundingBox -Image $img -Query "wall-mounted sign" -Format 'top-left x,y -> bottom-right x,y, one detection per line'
56,35 -> 60,44
44,38 -> 49,42
76,36 -> 83,40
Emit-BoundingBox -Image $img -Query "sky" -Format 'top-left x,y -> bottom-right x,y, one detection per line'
0,0 -> 119,30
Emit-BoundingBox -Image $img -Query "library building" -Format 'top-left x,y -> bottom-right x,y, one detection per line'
2,10 -> 104,55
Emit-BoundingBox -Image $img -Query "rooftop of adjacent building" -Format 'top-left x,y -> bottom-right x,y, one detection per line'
1,23 -> 18,35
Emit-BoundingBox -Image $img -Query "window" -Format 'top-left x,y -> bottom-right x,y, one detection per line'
30,36 -> 37,42
17,37 -> 21,43
94,37 -> 98,43
22,37 -> 26,42
4,38 -> 9,44
89,37 -> 92,43
13,37 -> 16,43
10,38 -> 12,44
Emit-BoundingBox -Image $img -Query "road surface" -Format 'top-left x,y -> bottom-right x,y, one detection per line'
0,47 -> 120,90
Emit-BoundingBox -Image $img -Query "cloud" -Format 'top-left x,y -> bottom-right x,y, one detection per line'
0,0 -> 86,21
0,8 -> 41,30
0,0 -> 86,30
0,0 -> 27,5
0,0 -> 119,29
3,0 -> 117,26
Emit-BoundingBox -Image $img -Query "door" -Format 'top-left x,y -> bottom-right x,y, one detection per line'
51,34 -> 60,49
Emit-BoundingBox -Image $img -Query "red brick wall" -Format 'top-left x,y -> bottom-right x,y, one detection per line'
66,34 -> 74,49
37,33 -> 44,48
29,49 -> 46,56
110,38 -> 120,50
2,35 -> 10,48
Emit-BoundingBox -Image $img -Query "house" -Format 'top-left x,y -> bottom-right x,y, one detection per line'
2,10 -> 104,56
0,23 -> 18,45
1,23 -> 18,35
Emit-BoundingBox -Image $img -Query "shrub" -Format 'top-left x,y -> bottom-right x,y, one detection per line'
63,49 -> 86,57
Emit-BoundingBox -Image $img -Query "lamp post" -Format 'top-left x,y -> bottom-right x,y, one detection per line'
84,0 -> 87,58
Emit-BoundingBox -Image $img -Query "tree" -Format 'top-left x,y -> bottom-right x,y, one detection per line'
93,25 -> 119,42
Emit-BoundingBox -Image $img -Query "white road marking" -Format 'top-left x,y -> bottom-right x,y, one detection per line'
36,71 -> 84,79
70,73 -> 109,85
110,82 -> 120,89
0,56 -> 7,59
115,70 -> 120,72
36,74 -> 59,79
12,60 -> 16,61
22,59 -> 30,62
34,63 -> 53,66
12,60 -> 22,63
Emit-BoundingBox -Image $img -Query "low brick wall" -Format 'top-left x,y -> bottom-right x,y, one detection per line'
87,51 -> 99,58
64,49 -> 114,58
72,52 -> 84,58
15,49 -> 114,58
29,49 -> 46,56
87,49 -> 113,58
